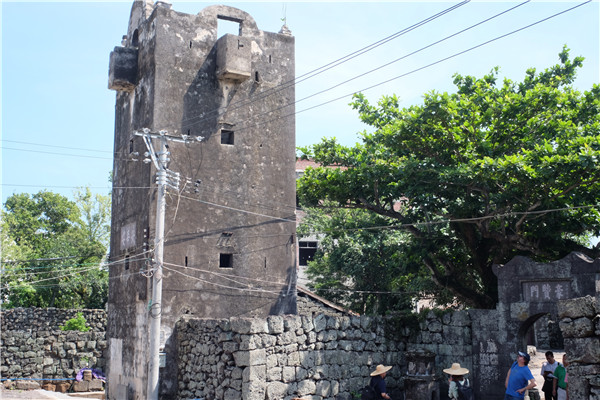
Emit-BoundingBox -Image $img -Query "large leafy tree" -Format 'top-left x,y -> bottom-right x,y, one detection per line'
1,190 -> 110,308
298,48 -> 600,309
298,204 -> 443,315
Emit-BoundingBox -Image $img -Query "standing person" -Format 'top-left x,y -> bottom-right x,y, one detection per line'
505,351 -> 537,400
369,364 -> 392,399
443,363 -> 472,400
541,351 -> 560,400
553,354 -> 569,400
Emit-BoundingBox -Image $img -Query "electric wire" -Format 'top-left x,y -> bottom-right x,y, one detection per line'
4,3 -> 591,201
2,251 -> 152,278
161,264 -> 280,294
0,146 -> 115,161
163,262 -> 284,290
178,0 -> 471,129
176,192 -> 297,224
1,139 -> 115,154
219,1 -> 593,134
222,0 -> 531,130
298,203 -> 600,237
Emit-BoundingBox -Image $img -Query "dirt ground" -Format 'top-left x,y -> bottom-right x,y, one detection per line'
527,347 -> 566,400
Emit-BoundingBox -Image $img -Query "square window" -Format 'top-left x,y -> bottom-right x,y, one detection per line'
219,253 -> 233,268
221,130 -> 234,145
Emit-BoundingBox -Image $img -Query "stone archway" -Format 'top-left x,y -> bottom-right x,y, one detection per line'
472,252 -> 599,400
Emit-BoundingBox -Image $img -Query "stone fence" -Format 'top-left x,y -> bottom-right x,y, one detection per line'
175,310 -> 473,400
557,295 -> 600,400
0,308 -> 107,380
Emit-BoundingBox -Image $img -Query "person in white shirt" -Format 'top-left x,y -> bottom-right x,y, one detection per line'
540,351 -> 559,400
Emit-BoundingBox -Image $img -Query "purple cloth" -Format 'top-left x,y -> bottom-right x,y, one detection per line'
76,368 -> 106,381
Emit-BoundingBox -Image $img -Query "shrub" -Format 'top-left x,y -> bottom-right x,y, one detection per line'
60,312 -> 90,332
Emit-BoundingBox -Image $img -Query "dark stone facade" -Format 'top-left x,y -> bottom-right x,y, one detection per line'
557,295 -> 600,400
107,1 -> 296,398
0,308 -> 106,380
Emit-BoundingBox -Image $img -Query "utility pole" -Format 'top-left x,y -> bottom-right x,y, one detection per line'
135,128 -> 196,400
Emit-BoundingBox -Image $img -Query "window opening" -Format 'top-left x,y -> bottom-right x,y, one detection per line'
131,29 -> 139,47
254,71 -> 260,83
124,254 -> 130,270
217,16 -> 241,38
221,129 -> 234,145
129,139 -> 134,154
185,256 -> 188,267
299,241 -> 318,266
219,253 -> 233,268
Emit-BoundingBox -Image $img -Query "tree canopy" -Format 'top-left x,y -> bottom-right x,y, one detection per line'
297,47 -> 600,309
1,189 -> 110,309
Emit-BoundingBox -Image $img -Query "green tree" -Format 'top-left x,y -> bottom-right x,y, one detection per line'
298,204 -> 439,315
1,190 -> 110,309
298,47 -> 600,309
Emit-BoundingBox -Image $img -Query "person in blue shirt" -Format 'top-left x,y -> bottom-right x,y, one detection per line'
369,364 -> 392,399
504,351 -> 537,399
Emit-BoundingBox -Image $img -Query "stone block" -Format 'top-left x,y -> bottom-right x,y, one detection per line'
297,379 -> 316,396
15,380 -> 41,390
267,316 -> 284,334
563,337 -> 600,363
72,380 -> 89,392
557,295 -> 596,319
231,318 -> 268,334
88,379 -> 104,391
42,383 -> 56,391
316,380 -> 331,397
224,388 -> 241,400
242,380 -> 266,400
284,315 -> 302,332
314,314 -> 328,332
560,317 -> 595,338
243,365 -> 266,382
266,381 -> 288,400
282,366 -> 296,382
56,382 -> 71,393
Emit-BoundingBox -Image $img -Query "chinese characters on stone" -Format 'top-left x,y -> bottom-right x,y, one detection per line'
522,281 -> 570,302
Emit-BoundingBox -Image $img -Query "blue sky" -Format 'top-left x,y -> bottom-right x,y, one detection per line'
2,1 -> 599,204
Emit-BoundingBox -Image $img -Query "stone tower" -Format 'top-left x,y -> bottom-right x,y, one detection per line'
106,1 -> 296,398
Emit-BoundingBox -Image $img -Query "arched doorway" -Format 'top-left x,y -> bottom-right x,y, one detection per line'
518,312 -> 564,351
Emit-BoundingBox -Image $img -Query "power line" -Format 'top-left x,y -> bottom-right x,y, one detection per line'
162,264 -> 281,295
227,0 -> 531,129
178,1 -> 471,130
0,146 -> 114,160
298,204 -> 600,237
1,139 -> 115,154
225,1 -> 593,134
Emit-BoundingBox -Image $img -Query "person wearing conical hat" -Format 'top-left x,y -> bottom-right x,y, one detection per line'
443,363 -> 470,400
369,364 -> 392,399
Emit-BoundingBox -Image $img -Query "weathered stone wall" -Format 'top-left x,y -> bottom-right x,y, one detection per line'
557,295 -> 600,400
176,310 -> 474,400
296,291 -> 353,318
0,308 -> 107,380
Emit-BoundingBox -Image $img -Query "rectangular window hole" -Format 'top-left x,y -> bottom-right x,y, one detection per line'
124,254 -> 130,270
221,129 -> 234,145
217,17 -> 241,38
219,253 -> 233,269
